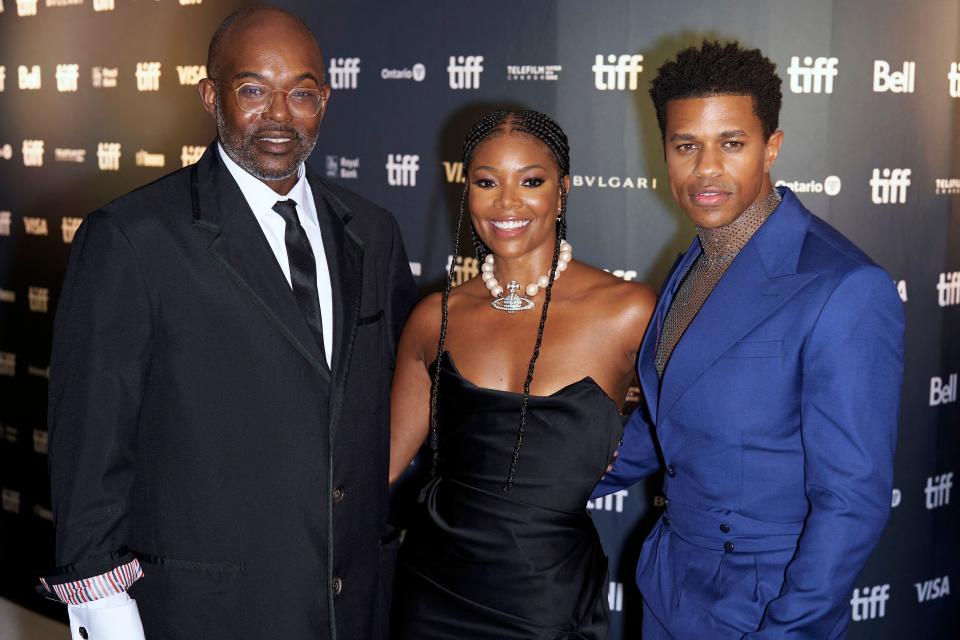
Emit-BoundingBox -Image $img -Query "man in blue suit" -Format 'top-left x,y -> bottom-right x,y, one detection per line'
594,41 -> 904,638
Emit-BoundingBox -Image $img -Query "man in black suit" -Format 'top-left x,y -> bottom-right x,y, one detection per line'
39,6 -> 418,639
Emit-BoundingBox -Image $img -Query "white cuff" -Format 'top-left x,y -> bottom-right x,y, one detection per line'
68,592 -> 145,640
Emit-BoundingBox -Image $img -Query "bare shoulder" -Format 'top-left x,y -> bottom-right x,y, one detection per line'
401,292 -> 443,362
572,262 -> 657,322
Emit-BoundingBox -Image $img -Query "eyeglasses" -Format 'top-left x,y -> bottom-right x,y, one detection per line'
230,82 -> 327,118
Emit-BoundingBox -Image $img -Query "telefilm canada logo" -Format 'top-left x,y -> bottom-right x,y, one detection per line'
448,55 -> 484,90
775,175 -> 841,196
325,155 -> 359,179
787,56 -> 838,94
329,57 -> 360,89
18,64 -> 41,90
386,154 -> 419,187
97,142 -> 121,171
56,63 -> 79,92
869,168 -> 911,204
873,60 -> 915,93
181,145 -> 205,167
593,54 -> 643,90
381,63 -> 425,82
54,148 -> 86,163
506,64 -> 561,82
136,62 -> 161,91
934,178 -> 960,195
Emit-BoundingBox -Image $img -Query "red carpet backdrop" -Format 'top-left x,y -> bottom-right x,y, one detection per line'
0,0 -> 958,636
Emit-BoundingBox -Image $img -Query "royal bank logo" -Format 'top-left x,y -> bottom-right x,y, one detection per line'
135,149 -> 165,168
0,289 -> 14,303
925,472 -> 953,509
54,148 -> 86,163
21,139 -> 43,167
18,65 -> 41,90
895,279 -> 908,303
175,64 -> 206,86
930,373 -> 958,406
23,216 -> 48,235
97,142 -> 121,171
381,63 -> 425,82
0,212 -> 10,236
32,429 -> 47,454
325,155 -> 359,179
938,271 -> 960,307
572,174 -> 657,190
61,216 -> 82,243
446,254 -> 479,287
91,0 -> 112,10
506,64 -> 561,82
0,144 -> 10,160
92,66 -> 118,88
0,66 -> 5,92
0,352 -> 15,377
135,62 -> 161,91
775,175 -> 841,196
1,488 -> 20,514
850,584 -> 890,621
442,161 -> 464,184
916,576 -> 951,603
28,286 -> 49,313
608,582 -> 624,612
55,63 -> 79,92
329,57 -> 360,89
16,0 -> 36,15
447,55 -> 484,90
935,178 -> 960,195
386,153 -> 419,187
592,54 -> 644,90
787,56 -> 838,94
873,60 -> 915,93
180,145 -> 205,167
587,489 -> 628,513
949,62 -> 960,98
869,168 -> 911,204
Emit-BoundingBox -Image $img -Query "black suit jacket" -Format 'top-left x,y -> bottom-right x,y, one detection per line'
44,143 -> 418,640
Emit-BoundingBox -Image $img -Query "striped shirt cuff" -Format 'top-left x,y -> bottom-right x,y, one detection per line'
39,558 -> 143,605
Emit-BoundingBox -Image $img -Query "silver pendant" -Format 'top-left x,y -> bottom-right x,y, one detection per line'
491,280 -> 535,314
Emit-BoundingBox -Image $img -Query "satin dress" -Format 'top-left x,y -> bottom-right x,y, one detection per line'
392,352 -> 622,639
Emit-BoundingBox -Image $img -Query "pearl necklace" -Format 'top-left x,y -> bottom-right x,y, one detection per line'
481,240 -> 572,313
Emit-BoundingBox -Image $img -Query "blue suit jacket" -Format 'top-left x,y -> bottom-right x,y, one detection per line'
594,188 -> 904,638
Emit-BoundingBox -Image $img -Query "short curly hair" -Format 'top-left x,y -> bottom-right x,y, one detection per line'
650,40 -> 782,140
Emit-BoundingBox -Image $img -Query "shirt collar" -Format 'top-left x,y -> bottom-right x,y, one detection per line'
217,142 -> 315,226
696,189 -> 781,262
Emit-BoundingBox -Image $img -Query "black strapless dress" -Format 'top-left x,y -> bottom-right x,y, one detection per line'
392,352 -> 623,639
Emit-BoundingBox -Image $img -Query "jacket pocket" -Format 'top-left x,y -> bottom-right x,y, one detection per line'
358,309 -> 384,325
721,339 -> 782,358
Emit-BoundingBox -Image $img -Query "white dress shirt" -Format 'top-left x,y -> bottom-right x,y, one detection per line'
65,148 -> 334,640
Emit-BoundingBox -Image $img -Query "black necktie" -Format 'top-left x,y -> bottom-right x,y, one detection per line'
271,199 -> 326,365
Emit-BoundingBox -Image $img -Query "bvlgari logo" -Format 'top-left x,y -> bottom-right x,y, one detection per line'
62,216 -> 82,243
181,145 -> 205,167
135,149 -> 166,168
572,174 -> 657,190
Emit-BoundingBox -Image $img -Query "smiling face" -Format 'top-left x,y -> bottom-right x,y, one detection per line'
199,11 -> 330,194
468,132 -> 569,260
664,94 -> 783,228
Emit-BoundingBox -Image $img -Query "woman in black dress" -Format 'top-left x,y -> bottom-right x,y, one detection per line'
389,110 -> 655,639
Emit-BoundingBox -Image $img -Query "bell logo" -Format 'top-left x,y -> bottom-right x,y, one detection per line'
21,140 -> 44,167
176,65 -> 206,86
16,0 -> 36,15
938,271 -> 960,307
56,64 -> 79,92
850,584 -> 890,621
873,60 -> 915,93
915,576 -> 951,603
18,65 -> 41,90
587,489 -> 628,513
0,212 -> 10,236
787,56 -> 838,94
329,57 -> 360,90
870,168 -> 911,204
135,149 -> 166,168
929,374 -> 958,406
949,62 -> 960,98
28,287 -> 49,313
447,55 -> 484,90
135,62 -> 161,92
0,352 -> 15,377
92,0 -> 113,10
180,145 -> 205,167
91,66 -> 118,88
442,161 -> 464,184
97,142 -> 121,171
23,217 -> 48,236
386,154 -> 419,187
61,217 -> 82,243
608,582 -> 624,612
592,54 -> 644,90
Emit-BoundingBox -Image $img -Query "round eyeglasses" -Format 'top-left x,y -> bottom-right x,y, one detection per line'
232,82 -> 327,118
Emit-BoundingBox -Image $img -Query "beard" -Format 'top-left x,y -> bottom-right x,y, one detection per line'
215,91 -> 319,182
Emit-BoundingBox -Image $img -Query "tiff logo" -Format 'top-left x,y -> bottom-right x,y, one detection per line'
92,66 -> 118,88
0,212 -> 10,236
61,216 -> 82,243
0,66 -> 5,92
446,255 -> 479,287
870,168 -> 911,204
787,56 -> 838,94
938,271 -> 960,307
587,489 -> 628,513
447,55 -> 484,89
925,472 -> 953,509
386,154 -> 419,187
181,145 -> 205,167
329,57 -> 360,89
18,65 -> 41,90
176,65 -> 206,85
97,142 -> 121,171
929,374 -> 957,406
593,54 -> 644,90
850,584 -> 890,621
949,62 -> 960,98
135,62 -> 161,91
1,488 -> 20,513
608,582 -> 624,612
32,429 -> 47,454
443,161 -> 464,183
92,0 -> 113,10
16,0 -> 36,15
56,63 -> 79,92
873,60 -> 915,93
23,217 -> 48,236
0,352 -> 15,377
22,140 -> 44,167
28,286 -> 48,313
915,576 -> 951,603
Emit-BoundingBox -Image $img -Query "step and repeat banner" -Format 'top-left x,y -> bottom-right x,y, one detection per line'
0,0 -> 958,636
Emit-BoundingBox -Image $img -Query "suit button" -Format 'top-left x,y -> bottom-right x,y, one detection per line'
720,523 -> 731,533
662,516 -> 671,527
79,628 -> 89,640
333,486 -> 345,502
666,465 -> 676,477
724,541 -> 735,553
333,576 -> 343,595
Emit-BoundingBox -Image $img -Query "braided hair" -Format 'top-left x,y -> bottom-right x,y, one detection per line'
429,110 -> 571,491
